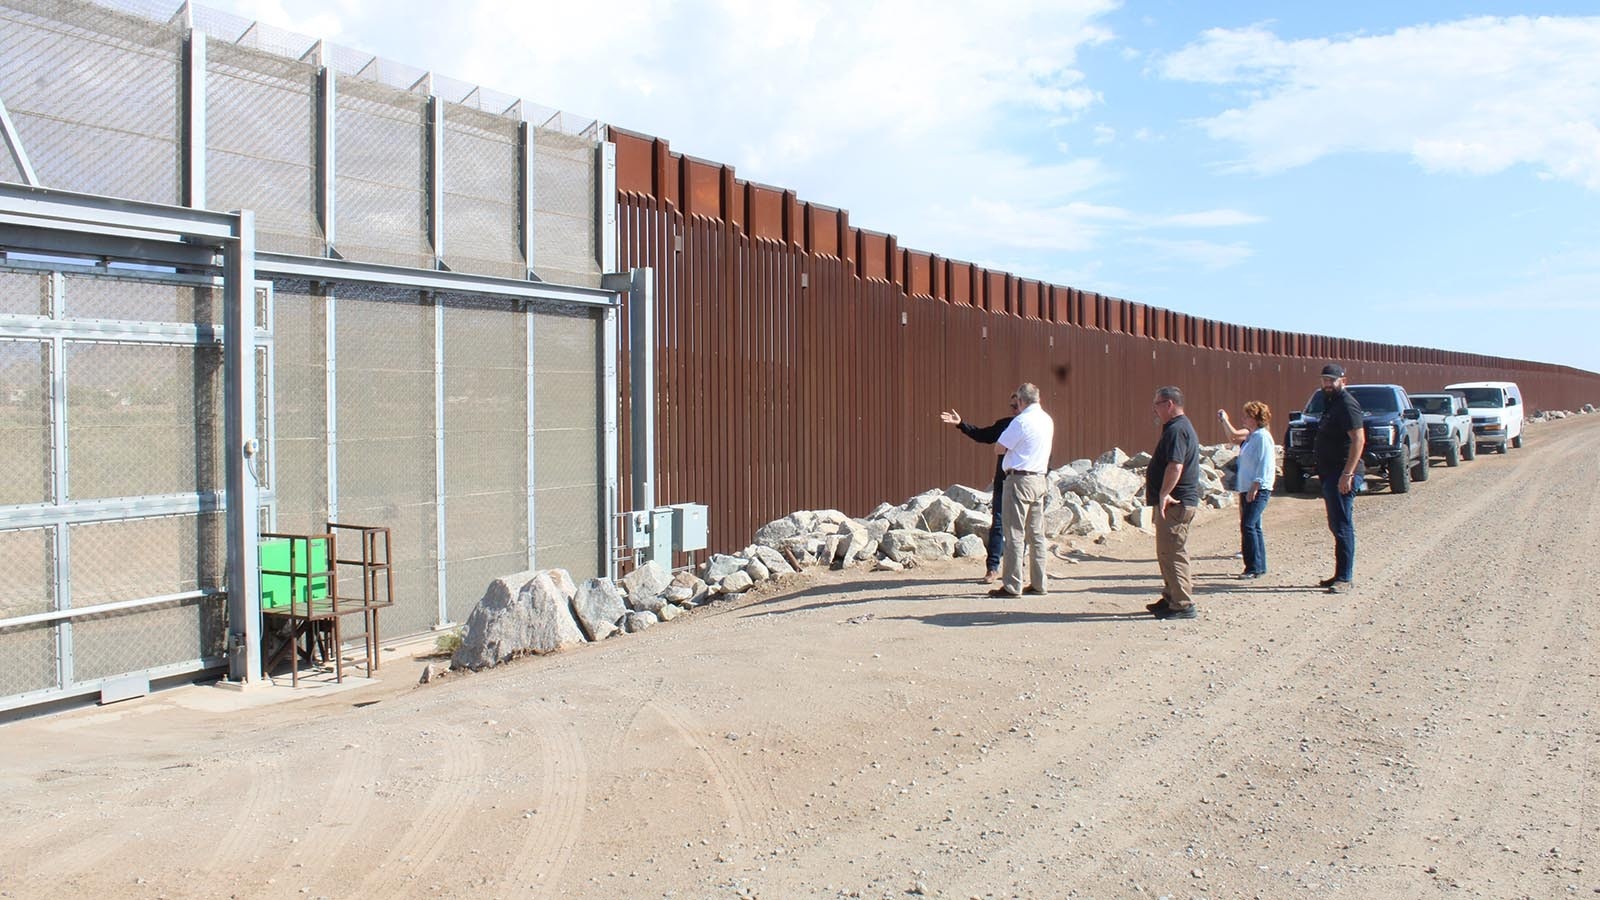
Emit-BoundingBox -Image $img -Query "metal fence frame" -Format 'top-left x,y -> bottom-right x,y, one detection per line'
0,181 -> 257,709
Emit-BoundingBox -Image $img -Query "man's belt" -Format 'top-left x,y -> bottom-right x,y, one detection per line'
1005,469 -> 1043,476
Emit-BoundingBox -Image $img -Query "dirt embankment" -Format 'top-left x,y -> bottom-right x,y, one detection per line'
2,416 -> 1596,900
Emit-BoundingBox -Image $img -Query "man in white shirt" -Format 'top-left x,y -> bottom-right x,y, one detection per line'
991,382 -> 1055,597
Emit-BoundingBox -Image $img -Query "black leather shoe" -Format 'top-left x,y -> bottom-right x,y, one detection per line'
1145,598 -> 1170,615
1239,571 -> 1260,580
1153,604 -> 1197,620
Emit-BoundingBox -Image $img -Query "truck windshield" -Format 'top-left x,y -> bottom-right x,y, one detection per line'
1413,396 -> 1453,415
1304,386 -> 1401,415
1457,387 -> 1506,409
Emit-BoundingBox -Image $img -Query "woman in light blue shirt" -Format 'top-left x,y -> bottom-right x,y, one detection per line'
1218,402 -> 1276,579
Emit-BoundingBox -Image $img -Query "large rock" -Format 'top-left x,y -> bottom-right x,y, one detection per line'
752,515 -> 806,548
879,529 -> 957,562
954,508 -> 992,540
620,561 -> 670,605
834,519 -> 873,562
859,517 -> 890,547
1124,451 -> 1152,470
744,560 -> 771,582
1085,463 -> 1145,508
944,484 -> 991,511
813,509 -> 851,529
451,570 -> 586,670
622,610 -> 657,633
1043,501 -> 1077,538
877,506 -> 923,532
721,571 -> 755,593
1070,501 -> 1112,536
572,577 -> 626,641
1127,506 -> 1156,531
704,553 -> 751,583
1097,448 -> 1129,467
744,545 -> 796,576
867,502 -> 895,519
903,491 -> 943,514
917,497 -> 965,534
1207,445 -> 1239,469
1099,501 -> 1123,531
954,534 -> 986,558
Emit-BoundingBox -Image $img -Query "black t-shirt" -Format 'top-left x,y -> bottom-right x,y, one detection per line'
1146,414 -> 1201,507
1314,389 -> 1364,476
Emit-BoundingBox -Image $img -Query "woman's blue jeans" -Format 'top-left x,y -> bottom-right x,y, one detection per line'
1239,489 -> 1271,574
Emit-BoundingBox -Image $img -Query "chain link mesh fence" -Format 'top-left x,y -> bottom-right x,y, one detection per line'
0,526 -> 55,696
0,337 -> 50,506
268,280 -> 327,534
333,78 -> 433,269
0,0 -> 182,203
533,127 -> 600,287
442,293 -> 527,622
333,283 -> 437,636
206,39 -> 322,256
63,273 -> 219,324
64,340 -> 223,500
442,104 -> 523,279
532,307 -> 601,578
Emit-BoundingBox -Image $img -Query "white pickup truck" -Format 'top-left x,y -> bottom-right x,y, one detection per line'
1410,391 -> 1475,466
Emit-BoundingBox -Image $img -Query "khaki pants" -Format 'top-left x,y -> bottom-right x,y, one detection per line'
1155,504 -> 1197,610
1001,473 -> 1048,594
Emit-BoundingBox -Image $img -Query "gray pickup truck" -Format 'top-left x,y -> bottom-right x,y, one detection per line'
1410,391 -> 1475,466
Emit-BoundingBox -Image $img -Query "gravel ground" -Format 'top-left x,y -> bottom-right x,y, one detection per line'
1,415 -> 1595,900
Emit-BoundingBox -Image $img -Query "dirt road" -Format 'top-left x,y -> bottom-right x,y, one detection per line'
3,416 -> 1596,900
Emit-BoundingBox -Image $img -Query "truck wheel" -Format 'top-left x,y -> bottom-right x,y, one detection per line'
1282,458 -> 1307,494
1390,456 -> 1411,493
1412,445 -> 1429,482
1512,432 -> 1524,449
1462,436 -> 1476,461
1445,440 -> 1460,467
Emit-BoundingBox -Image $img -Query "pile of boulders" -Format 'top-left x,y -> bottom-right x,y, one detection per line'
448,442 -> 1261,673
449,560 -> 718,671
1529,406 -> 1594,423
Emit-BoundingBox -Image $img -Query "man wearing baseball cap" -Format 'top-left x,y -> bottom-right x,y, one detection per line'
1313,363 -> 1364,592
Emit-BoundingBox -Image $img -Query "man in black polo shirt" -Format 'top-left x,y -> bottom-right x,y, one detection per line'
1313,363 -> 1365,593
1144,386 -> 1201,620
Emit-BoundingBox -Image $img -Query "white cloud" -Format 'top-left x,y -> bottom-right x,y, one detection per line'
1161,16 -> 1600,189
1130,237 -> 1254,271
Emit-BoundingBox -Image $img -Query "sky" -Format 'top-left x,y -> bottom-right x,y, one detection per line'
206,0 -> 1600,373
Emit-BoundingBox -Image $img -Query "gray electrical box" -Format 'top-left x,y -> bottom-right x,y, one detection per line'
669,503 -> 708,552
622,510 -> 651,549
647,507 -> 676,570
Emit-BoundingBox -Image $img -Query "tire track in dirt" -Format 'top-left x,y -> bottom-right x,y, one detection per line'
499,703 -> 590,897
282,743 -> 387,892
648,698 -> 780,851
352,732 -> 485,894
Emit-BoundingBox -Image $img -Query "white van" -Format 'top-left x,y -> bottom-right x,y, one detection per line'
1444,381 -> 1524,453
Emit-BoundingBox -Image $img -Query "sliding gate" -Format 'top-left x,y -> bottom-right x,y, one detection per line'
0,186 -> 259,711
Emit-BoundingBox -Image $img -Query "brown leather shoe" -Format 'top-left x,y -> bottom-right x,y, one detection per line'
1022,586 -> 1045,596
987,587 -> 1021,598
979,570 -> 1001,584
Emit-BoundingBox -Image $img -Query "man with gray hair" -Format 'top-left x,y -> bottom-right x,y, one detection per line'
989,382 -> 1055,598
1145,386 -> 1201,619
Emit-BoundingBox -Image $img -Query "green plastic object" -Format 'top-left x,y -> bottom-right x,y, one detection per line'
259,537 -> 331,609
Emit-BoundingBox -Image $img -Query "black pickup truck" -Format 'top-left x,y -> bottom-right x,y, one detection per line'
1281,384 -> 1429,494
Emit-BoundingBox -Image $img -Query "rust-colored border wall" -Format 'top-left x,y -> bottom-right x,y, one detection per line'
611,129 -> 1600,555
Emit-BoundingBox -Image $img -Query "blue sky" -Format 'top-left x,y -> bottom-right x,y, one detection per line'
211,0 -> 1600,372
